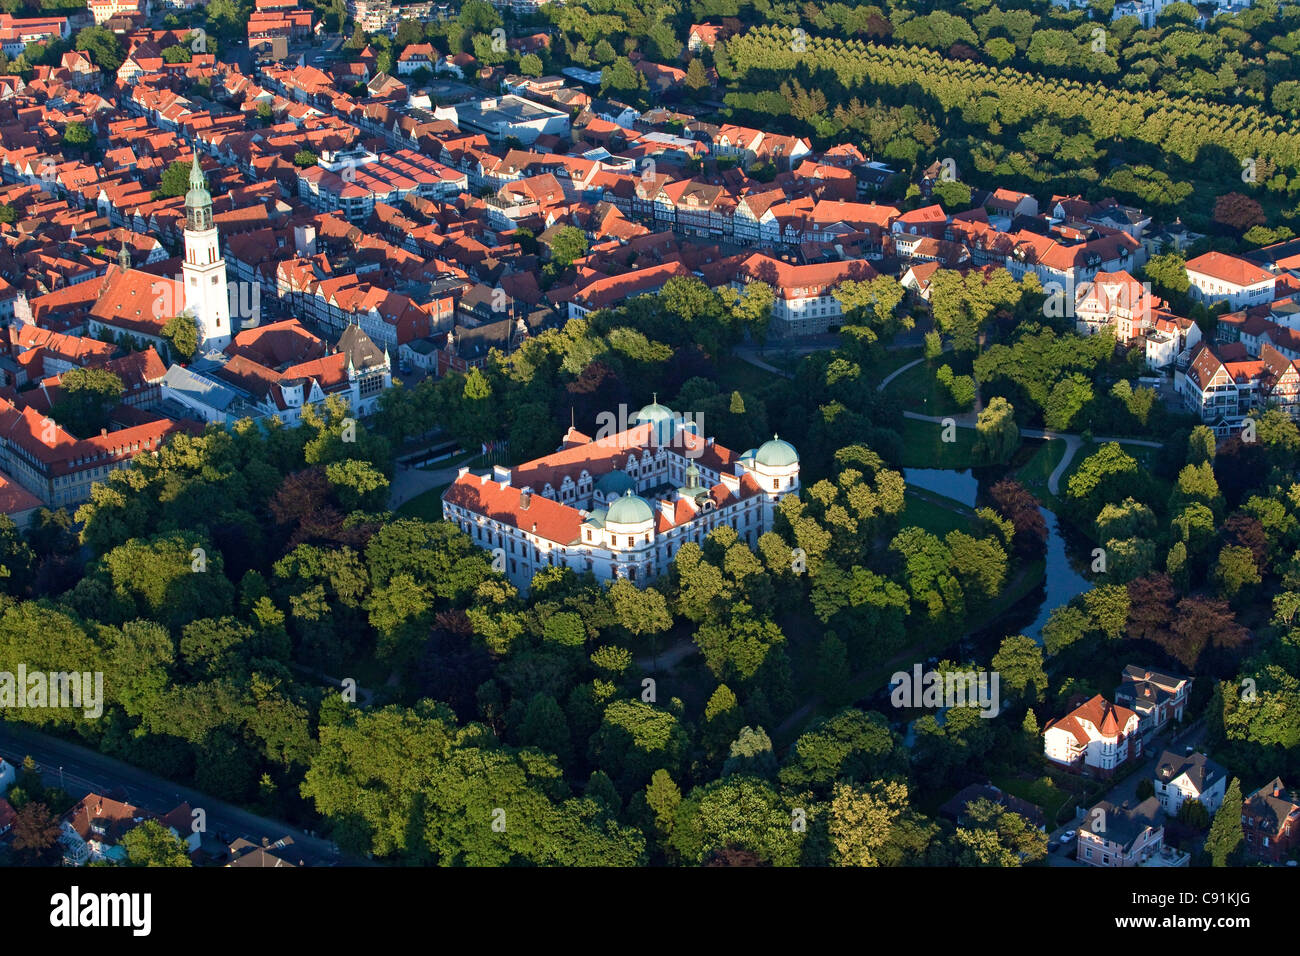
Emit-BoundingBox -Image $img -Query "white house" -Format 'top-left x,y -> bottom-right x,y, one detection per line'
1043,695 -> 1141,777
1185,250 -> 1275,310
1153,750 -> 1227,816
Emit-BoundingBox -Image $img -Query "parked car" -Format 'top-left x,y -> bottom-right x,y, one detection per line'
1059,830 -> 1075,844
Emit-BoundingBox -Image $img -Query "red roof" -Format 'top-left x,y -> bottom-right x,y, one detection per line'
1186,251 -> 1274,287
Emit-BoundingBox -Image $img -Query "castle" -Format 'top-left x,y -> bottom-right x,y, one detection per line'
442,399 -> 800,589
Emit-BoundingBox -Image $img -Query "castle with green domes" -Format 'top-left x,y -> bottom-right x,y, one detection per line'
442,397 -> 800,589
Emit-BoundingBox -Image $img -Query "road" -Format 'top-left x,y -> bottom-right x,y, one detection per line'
0,723 -> 347,867
388,461 -> 468,510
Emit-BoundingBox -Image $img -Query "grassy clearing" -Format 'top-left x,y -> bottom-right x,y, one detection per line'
901,488 -> 976,537
887,359 -> 971,415
865,345 -> 924,386
397,484 -> 451,521
991,773 -> 1074,822
1015,438 -> 1067,510
896,416 -> 978,469
717,356 -> 790,393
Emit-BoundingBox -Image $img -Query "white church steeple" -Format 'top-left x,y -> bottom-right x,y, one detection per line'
182,150 -> 231,352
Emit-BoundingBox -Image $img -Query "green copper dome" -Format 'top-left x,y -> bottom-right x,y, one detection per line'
755,434 -> 799,468
634,393 -> 676,443
605,489 -> 654,525
595,469 -> 636,497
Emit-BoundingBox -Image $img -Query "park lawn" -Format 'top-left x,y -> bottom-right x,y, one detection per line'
901,488 -> 977,537
397,484 -> 451,521
865,345 -> 924,387
887,359 -> 970,415
896,416 -> 978,468
1015,437 -> 1067,510
716,357 -> 789,394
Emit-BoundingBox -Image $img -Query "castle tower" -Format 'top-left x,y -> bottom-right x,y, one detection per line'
182,151 -> 231,352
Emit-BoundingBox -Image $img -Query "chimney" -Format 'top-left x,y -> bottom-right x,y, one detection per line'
519,489 -> 531,509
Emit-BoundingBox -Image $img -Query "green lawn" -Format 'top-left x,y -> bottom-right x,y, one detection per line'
717,356 -> 789,394
397,484 -> 451,521
991,774 -> 1074,822
901,488 -> 976,537
896,416 -> 978,468
1015,438 -> 1067,510
887,359 -> 970,415
865,345 -> 924,387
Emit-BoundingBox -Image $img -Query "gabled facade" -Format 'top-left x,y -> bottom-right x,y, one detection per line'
1043,695 -> 1140,777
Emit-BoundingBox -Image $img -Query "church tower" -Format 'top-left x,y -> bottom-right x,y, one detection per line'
181,151 -> 231,352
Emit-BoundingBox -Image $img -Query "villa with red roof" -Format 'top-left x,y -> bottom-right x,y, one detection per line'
1185,251 -> 1276,310
1043,694 -> 1142,778
442,398 -> 800,590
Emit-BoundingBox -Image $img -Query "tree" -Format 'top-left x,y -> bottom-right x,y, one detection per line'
1043,604 -> 1091,656
156,159 -> 195,199
953,798 -> 1048,865
1205,778 -> 1244,866
1177,798 -> 1210,830
324,459 -> 390,512
973,396 -> 1018,464
519,53 -> 543,77
74,24 -> 125,72
293,150 -> 318,168
1212,192 -> 1265,233
828,779 -> 910,866
814,633 -> 851,708
62,121 -> 91,152
992,634 -> 1047,703
12,802 -> 61,865
121,820 -> 193,866
722,725 -> 777,778
1214,544 -> 1261,601
162,314 -> 200,362
49,367 -> 124,438
548,225 -> 588,267
1083,584 -> 1130,640
644,769 -> 681,839
989,479 -> 1046,559
589,699 -> 686,795
669,776 -> 803,866
685,57 -> 709,94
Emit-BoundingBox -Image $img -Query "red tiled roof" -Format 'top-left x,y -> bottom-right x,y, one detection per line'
1186,251 -> 1273,287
